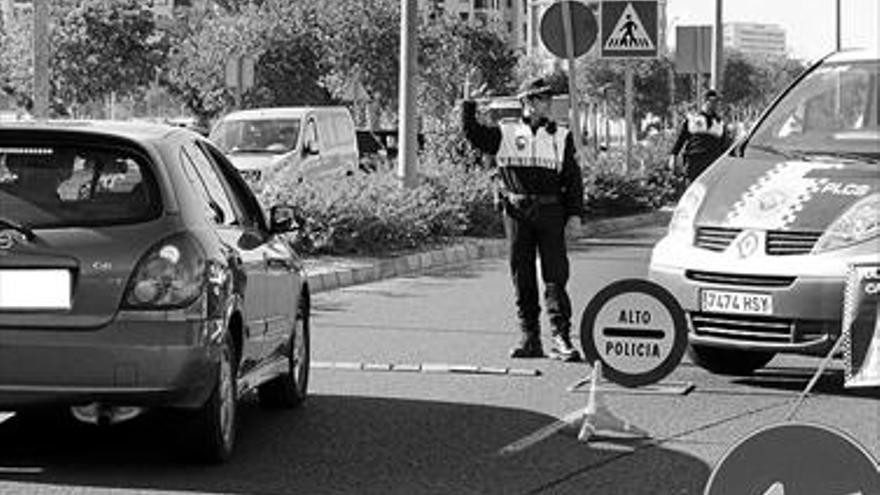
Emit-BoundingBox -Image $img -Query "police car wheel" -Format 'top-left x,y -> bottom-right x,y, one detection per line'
687,344 -> 775,376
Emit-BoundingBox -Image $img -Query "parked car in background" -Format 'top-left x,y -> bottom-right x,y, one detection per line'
0,120 -> 311,462
649,47 -> 879,375
208,106 -> 358,191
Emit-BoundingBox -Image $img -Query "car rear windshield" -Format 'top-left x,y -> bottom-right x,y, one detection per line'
0,144 -> 161,228
209,118 -> 301,154
747,59 -> 880,161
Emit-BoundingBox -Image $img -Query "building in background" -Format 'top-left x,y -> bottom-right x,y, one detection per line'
723,22 -> 787,57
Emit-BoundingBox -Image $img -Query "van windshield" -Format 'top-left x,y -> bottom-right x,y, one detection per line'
0,144 -> 161,229
209,118 -> 301,154
746,59 -> 879,162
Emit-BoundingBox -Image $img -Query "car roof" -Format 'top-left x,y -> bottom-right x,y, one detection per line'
0,119 -> 187,143
824,46 -> 878,64
217,106 -> 349,121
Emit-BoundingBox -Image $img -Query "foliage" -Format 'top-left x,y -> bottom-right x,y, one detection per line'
582,132 -> 684,216
721,50 -> 807,122
50,0 -> 169,112
259,161 -> 502,256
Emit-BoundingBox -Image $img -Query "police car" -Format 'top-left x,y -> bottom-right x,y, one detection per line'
649,47 -> 880,375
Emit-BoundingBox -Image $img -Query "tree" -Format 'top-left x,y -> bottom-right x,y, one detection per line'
418,14 -> 518,131
51,0 -> 168,114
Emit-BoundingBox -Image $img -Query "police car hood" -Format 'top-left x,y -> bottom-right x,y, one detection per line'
696,156 -> 880,231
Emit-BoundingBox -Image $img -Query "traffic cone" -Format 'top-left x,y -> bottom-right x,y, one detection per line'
577,361 -> 650,442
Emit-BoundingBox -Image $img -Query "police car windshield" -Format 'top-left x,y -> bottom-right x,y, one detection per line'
209,118 -> 301,155
746,59 -> 880,161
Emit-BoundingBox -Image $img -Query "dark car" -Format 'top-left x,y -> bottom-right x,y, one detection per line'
0,120 -> 310,462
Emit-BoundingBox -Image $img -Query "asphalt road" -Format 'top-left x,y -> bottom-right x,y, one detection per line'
0,226 -> 877,494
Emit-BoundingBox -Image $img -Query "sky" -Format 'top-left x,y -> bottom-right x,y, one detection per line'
665,0 -> 878,61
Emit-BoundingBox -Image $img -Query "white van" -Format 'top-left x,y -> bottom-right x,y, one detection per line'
208,106 -> 359,189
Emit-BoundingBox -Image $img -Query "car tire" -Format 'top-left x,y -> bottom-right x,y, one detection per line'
258,297 -> 310,409
191,332 -> 238,463
687,344 -> 775,376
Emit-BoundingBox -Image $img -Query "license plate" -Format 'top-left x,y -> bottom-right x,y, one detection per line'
0,269 -> 71,310
700,289 -> 772,315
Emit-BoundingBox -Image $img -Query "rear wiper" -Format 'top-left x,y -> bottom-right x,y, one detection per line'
0,217 -> 36,241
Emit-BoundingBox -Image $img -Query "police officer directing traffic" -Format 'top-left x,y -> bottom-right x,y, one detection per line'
462,76 -> 584,362
668,89 -> 730,183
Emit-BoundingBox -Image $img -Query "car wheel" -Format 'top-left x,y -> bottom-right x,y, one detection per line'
688,343 -> 775,376
192,332 -> 237,463
258,297 -> 310,409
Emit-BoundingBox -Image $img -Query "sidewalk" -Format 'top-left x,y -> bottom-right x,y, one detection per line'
304,207 -> 673,293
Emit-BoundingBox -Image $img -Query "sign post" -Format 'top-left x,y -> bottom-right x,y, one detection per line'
599,0 -> 659,172
539,0 -> 598,160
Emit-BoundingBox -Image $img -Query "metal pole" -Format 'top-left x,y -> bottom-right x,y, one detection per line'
624,65 -> 633,174
560,0 -> 584,162
396,0 -> 418,189
835,0 -> 842,51
32,0 -> 49,119
710,0 -> 723,91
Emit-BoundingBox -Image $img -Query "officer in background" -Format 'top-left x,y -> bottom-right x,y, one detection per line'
462,76 -> 584,362
668,89 -> 730,183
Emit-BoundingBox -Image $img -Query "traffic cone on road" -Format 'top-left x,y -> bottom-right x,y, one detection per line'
577,361 -> 649,442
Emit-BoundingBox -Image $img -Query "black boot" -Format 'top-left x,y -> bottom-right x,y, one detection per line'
510,332 -> 544,358
550,333 -> 582,362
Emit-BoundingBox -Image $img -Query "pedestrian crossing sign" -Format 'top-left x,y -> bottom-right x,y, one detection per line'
600,0 -> 659,58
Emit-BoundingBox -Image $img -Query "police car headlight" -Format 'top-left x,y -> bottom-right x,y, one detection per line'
814,193 -> 880,253
668,183 -> 706,238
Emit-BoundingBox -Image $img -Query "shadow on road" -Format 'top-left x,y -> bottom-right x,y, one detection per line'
0,395 -> 710,494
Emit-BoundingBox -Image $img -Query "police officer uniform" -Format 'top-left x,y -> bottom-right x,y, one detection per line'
462,77 -> 583,361
669,89 -> 729,182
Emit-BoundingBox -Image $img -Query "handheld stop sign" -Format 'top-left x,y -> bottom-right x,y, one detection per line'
580,279 -> 687,387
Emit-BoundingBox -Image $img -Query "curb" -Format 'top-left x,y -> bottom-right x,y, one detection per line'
306,208 -> 671,294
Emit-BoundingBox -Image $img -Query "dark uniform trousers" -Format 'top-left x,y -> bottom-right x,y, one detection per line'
503,197 -> 572,337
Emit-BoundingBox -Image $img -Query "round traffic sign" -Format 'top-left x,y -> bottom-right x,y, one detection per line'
539,1 -> 598,59
579,279 -> 687,388
705,422 -> 880,495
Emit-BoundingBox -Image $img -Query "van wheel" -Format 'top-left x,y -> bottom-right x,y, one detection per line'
191,332 -> 237,463
258,298 -> 310,409
687,344 -> 775,376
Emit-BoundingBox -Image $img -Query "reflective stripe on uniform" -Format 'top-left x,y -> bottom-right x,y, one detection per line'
496,122 -> 568,172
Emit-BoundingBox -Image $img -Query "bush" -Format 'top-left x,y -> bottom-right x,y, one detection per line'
582,131 -> 685,217
259,152 -> 503,256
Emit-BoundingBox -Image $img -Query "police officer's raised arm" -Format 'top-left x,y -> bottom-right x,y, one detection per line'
461,74 -> 502,155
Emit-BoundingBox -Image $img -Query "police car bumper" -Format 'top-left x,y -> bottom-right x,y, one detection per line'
648,232 -> 880,355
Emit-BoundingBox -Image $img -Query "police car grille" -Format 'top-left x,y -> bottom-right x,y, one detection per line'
691,313 -> 793,342
694,227 -> 740,252
765,231 -> 822,255
685,270 -> 796,287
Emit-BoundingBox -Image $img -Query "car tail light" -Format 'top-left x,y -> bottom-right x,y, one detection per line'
123,233 -> 206,309
814,193 -> 880,253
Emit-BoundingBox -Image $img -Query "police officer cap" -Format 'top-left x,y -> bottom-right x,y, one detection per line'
518,77 -> 555,100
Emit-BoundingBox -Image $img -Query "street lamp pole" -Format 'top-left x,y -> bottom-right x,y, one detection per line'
710,0 -> 723,92
397,0 -> 419,189
835,0 -> 842,51
32,0 -> 50,119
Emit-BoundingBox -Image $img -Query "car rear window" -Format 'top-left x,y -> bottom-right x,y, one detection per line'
0,144 -> 161,228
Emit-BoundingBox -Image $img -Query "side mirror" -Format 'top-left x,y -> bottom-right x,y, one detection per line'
269,204 -> 299,234
302,142 -> 318,157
